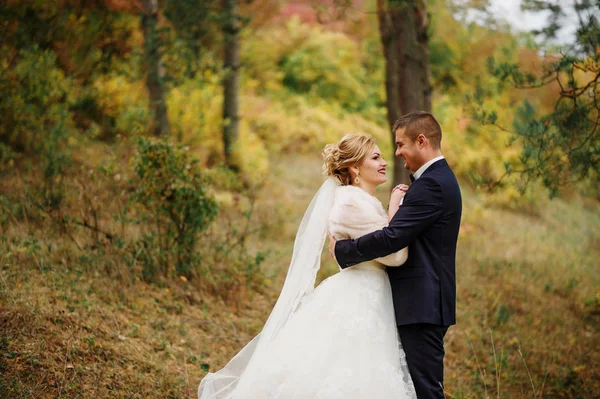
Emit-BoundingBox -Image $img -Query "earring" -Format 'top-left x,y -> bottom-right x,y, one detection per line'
354,173 -> 360,184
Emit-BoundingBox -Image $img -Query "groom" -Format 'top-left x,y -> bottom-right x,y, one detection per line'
329,112 -> 462,399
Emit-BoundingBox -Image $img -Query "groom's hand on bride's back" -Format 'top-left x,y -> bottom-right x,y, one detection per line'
328,233 -> 337,261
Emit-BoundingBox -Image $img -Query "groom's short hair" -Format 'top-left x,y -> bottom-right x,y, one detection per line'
392,112 -> 442,149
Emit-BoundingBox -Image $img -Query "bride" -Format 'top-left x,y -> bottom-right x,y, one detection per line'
198,134 -> 417,398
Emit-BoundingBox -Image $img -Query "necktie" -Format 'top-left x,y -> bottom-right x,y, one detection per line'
409,174 -> 415,183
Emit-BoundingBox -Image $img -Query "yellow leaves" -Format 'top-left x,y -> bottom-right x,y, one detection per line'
164,72 -> 391,180
166,80 -> 223,160
240,92 -> 390,157
92,75 -> 149,135
213,191 -> 235,208
232,123 -> 269,186
93,75 -> 147,118
242,15 -> 373,110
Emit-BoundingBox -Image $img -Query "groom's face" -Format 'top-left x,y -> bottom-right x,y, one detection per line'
395,127 -> 423,173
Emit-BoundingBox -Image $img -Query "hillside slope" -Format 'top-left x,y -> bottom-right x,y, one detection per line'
1,155 -> 599,398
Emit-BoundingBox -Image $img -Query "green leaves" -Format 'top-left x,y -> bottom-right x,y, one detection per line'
132,137 -> 219,281
0,45 -> 74,153
278,21 -> 378,114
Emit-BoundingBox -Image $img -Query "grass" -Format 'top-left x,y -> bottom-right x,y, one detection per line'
1,153 -> 599,398
445,187 -> 600,398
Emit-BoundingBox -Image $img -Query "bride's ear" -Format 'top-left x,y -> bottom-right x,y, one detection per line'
349,165 -> 359,178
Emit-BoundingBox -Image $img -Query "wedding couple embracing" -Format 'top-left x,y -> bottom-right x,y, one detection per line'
198,111 -> 462,399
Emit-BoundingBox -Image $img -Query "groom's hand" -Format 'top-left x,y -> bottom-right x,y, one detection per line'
328,233 -> 337,261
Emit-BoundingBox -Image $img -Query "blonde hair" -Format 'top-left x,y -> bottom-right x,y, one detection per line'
322,134 -> 377,186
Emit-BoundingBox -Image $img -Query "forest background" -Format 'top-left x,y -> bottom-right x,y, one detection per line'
0,0 -> 599,397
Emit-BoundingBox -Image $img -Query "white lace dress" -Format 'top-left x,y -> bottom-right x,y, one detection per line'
224,185 -> 417,398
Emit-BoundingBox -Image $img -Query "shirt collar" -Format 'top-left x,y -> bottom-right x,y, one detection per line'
413,155 -> 445,180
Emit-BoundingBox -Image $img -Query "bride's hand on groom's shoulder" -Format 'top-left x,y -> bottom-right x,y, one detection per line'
390,184 -> 408,206
392,184 -> 409,196
388,185 -> 408,220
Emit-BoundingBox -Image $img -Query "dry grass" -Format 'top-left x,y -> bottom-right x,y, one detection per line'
0,257 -> 272,398
445,187 -> 600,398
1,154 -> 599,398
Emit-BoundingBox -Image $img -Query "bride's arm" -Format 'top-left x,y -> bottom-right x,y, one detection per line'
377,186 -> 409,267
330,188 -> 409,268
334,177 -> 444,268
375,247 -> 408,267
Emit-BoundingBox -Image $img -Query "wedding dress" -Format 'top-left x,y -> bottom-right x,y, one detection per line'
198,179 -> 417,399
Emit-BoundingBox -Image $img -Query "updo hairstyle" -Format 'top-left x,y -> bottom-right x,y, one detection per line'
322,134 -> 376,186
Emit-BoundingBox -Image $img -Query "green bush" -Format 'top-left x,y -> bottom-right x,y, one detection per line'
0,45 -> 75,153
131,137 -> 218,281
92,75 -> 149,136
243,17 -> 383,117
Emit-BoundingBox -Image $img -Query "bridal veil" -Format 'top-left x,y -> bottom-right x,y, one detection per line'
198,177 -> 338,399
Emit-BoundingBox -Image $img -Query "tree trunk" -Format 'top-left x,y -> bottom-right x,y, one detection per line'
142,0 -> 169,137
222,0 -> 240,170
377,0 -> 431,186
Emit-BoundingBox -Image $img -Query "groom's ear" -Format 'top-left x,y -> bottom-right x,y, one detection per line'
417,134 -> 428,148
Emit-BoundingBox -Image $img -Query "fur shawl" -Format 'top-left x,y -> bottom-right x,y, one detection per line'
329,185 -> 408,267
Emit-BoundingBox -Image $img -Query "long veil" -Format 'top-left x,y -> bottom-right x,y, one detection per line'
198,177 -> 338,398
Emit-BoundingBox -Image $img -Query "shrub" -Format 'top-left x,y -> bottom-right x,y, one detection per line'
243,17 -> 384,117
0,45 -> 75,153
131,137 -> 218,281
92,75 -> 149,136
166,76 -> 223,161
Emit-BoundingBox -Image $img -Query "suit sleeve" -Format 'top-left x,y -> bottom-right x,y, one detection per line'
334,177 -> 444,269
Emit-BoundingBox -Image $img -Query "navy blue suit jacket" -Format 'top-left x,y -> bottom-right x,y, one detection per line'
335,159 -> 462,327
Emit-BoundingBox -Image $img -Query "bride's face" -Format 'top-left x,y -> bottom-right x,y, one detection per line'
357,145 -> 388,186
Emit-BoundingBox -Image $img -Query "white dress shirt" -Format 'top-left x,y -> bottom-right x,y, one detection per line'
413,155 -> 445,180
